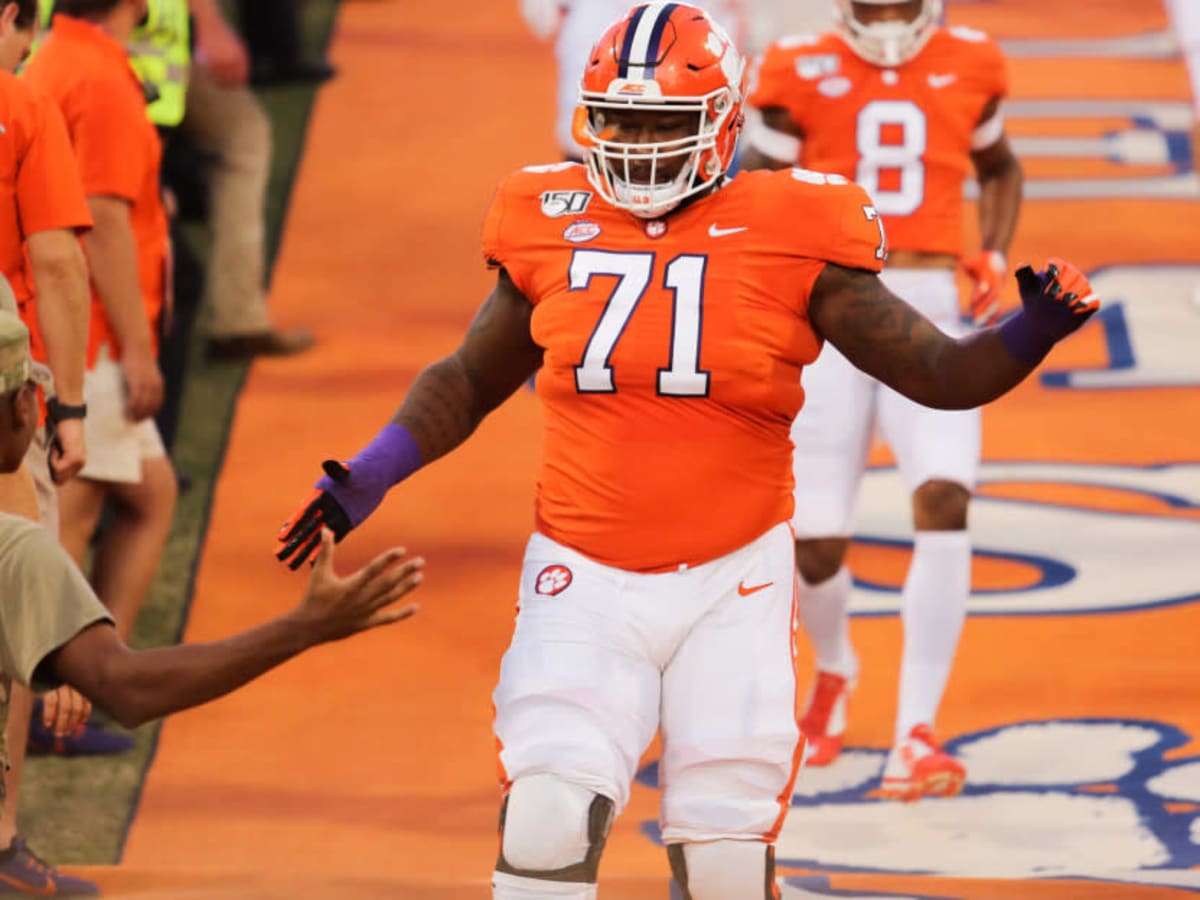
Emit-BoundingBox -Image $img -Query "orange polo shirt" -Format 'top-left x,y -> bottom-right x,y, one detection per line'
23,14 -> 167,364
0,70 -> 92,365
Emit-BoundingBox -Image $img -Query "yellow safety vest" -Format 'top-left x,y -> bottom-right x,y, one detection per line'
129,0 -> 191,127
36,0 -> 191,127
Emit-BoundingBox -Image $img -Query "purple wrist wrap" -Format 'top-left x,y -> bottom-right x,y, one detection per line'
351,423 -> 423,486
317,423 -> 423,526
999,310 -> 1055,365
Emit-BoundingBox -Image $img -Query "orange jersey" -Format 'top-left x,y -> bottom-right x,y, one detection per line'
482,163 -> 884,572
24,15 -> 169,363
0,72 -> 92,364
748,27 -> 1007,257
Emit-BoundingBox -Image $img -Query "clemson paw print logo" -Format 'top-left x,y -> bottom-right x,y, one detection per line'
534,564 -> 573,596
638,718 -> 1200,896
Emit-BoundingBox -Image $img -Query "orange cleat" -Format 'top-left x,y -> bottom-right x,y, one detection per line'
799,671 -> 853,766
878,724 -> 966,802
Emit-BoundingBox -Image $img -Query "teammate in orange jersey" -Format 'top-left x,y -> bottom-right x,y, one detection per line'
277,4 -> 1090,896
741,0 -> 1025,800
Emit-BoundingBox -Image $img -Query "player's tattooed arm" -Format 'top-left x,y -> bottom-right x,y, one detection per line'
391,269 -> 543,464
809,262 -> 1034,410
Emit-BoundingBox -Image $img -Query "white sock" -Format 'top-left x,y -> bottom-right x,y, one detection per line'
678,840 -> 775,899
895,530 -> 971,742
493,871 -> 596,898
799,565 -> 858,679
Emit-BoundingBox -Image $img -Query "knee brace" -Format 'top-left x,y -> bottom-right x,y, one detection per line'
496,774 -> 614,884
667,840 -> 778,900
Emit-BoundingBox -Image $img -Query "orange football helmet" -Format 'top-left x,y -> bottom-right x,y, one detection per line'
834,0 -> 943,67
572,2 -> 746,219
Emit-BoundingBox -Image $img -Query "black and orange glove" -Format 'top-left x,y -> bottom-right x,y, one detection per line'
1001,258 -> 1100,364
276,424 -> 424,569
275,461 -> 355,570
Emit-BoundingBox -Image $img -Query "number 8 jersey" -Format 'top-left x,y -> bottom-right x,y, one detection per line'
747,25 -> 1007,257
482,163 -> 883,573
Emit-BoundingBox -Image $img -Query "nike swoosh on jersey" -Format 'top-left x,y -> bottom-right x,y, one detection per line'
709,224 -> 749,238
927,73 -> 957,88
737,580 -> 774,597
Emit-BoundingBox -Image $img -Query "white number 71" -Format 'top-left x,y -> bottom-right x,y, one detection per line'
569,249 -> 711,397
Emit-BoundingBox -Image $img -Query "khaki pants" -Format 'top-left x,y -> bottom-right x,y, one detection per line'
182,64 -> 274,338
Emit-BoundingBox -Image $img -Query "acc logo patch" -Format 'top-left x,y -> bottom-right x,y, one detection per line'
817,75 -> 852,98
535,565 -> 573,596
541,189 -> 593,218
563,220 -> 601,243
795,53 -> 840,80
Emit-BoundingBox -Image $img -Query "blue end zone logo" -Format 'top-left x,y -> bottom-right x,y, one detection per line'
848,460 -> 1200,616
636,718 -> 1200,894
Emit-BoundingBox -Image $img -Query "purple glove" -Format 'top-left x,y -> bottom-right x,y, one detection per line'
1001,258 -> 1100,364
276,424 -> 423,569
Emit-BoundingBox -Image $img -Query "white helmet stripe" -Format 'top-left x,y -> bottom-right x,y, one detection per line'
619,2 -> 680,83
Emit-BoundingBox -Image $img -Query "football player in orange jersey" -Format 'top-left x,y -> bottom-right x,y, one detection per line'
277,4 -> 1090,896
740,0 -> 1025,800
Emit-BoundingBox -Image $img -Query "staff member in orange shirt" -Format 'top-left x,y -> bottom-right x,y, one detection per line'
0,1 -> 89,501
0,0 -> 101,890
23,0 -> 178,649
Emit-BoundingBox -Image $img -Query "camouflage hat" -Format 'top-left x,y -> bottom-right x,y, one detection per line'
0,274 -> 52,395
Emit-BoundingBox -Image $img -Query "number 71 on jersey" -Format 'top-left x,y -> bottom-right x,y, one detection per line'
571,204 -> 885,396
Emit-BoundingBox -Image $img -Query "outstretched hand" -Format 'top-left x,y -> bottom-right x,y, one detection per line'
295,529 -> 424,644
276,450 -> 402,569
276,461 -> 356,569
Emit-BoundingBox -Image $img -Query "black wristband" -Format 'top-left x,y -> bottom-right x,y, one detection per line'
46,398 -> 87,422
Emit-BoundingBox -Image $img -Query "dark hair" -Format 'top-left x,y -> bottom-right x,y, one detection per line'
49,0 -> 123,18
12,0 -> 37,29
